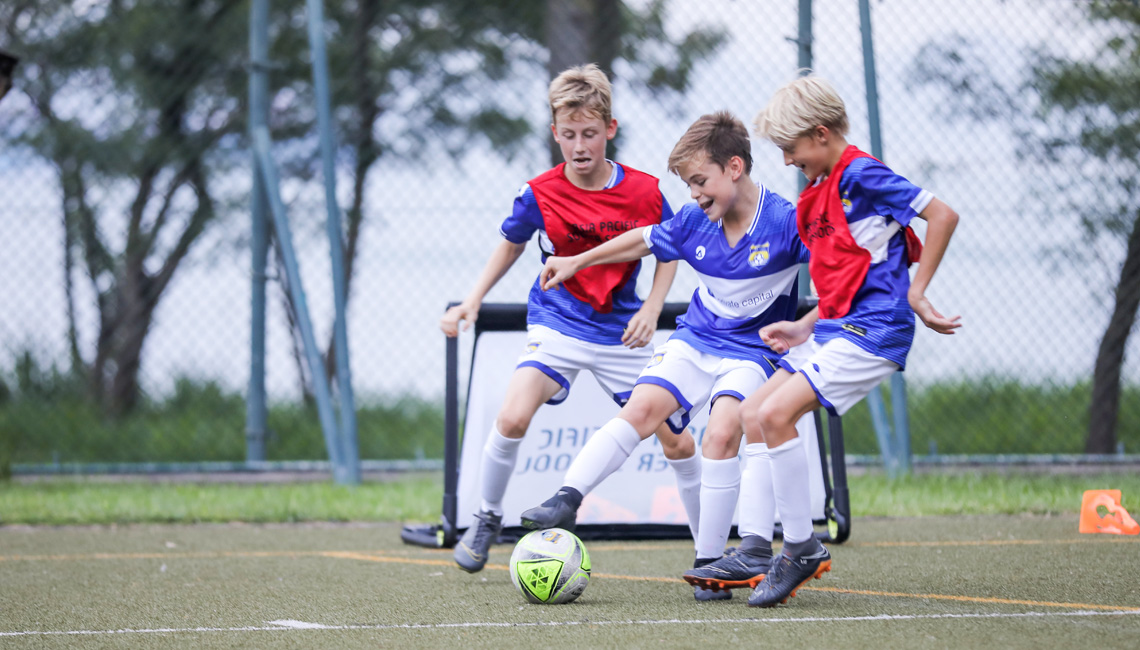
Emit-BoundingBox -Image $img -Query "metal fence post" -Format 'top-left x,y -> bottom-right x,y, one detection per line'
860,0 -> 911,476
305,0 -> 360,484
245,0 -> 270,464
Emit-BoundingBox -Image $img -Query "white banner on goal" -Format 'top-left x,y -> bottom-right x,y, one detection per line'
456,329 -> 827,532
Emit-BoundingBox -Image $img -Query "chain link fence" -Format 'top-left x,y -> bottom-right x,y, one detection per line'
1,0 -> 1137,466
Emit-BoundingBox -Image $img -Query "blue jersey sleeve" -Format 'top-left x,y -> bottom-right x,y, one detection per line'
645,202 -> 699,262
498,184 -> 543,244
845,159 -> 926,228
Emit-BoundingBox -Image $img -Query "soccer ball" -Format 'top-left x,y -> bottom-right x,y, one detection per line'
509,528 -> 591,604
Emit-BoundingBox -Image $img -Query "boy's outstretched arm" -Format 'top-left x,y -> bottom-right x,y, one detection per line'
540,226 -> 653,291
760,306 -> 818,354
909,198 -> 961,335
624,257 -> 677,349
440,239 -> 527,337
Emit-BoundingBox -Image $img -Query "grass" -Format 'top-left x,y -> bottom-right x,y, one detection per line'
0,378 -> 445,465
3,470 -> 1140,526
0,474 -> 442,526
839,378 -> 1140,455
2,367 -> 1139,469
5,516 -> 1137,648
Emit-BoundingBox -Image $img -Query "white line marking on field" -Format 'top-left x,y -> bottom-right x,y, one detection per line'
1,609 -> 1138,637
267,620 -> 329,629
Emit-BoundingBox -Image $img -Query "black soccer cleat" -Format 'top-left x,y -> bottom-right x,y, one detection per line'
746,544 -> 831,607
684,540 -> 772,592
453,509 -> 503,573
519,491 -> 579,532
690,547 -> 739,601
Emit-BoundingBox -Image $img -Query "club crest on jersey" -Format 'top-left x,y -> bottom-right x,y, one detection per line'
695,246 -> 706,260
527,340 -> 542,352
646,352 -> 665,368
748,242 -> 770,268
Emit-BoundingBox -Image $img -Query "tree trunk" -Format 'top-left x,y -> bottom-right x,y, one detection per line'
1086,211 -> 1140,453
546,0 -> 594,167
105,282 -> 155,415
61,191 -> 86,379
275,251 -> 316,406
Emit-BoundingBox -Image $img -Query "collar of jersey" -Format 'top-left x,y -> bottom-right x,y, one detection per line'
716,182 -> 766,237
603,159 -> 620,189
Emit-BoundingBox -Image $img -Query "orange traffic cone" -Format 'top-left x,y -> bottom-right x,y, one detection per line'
1079,489 -> 1140,535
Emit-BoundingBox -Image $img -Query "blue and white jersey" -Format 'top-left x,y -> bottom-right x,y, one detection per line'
644,183 -> 808,365
814,157 -> 934,369
499,162 -> 675,346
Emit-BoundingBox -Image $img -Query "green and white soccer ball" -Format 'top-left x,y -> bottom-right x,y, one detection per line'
509,528 -> 591,604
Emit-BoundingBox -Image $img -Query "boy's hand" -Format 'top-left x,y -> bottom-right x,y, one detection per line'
622,306 -> 657,349
440,302 -> 479,338
760,320 -> 811,354
909,292 -> 961,334
540,255 -> 581,291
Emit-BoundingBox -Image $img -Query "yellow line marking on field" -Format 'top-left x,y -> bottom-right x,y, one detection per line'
320,551 -> 455,568
0,550 -> 327,562
7,546 -> 1136,613
321,552 -> 1139,609
801,586 -> 1138,612
0,550 -> 402,562
325,551 -> 686,582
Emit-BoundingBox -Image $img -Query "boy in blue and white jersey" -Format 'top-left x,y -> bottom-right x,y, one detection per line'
521,112 -> 816,601
441,64 -> 700,575
731,74 -> 961,608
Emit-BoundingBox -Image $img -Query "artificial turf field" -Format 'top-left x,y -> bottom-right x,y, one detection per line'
1,516 -> 1137,649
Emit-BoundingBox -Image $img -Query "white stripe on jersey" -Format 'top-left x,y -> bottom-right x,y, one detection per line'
848,215 -> 893,264
910,189 -> 934,214
693,187 -> 796,320
848,188 -> 934,265
695,265 -> 800,320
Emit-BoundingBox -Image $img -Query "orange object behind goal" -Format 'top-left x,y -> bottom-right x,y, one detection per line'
1078,489 -> 1140,535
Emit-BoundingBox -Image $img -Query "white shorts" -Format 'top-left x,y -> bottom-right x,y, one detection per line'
636,339 -> 768,434
516,325 -> 651,406
780,337 -> 899,416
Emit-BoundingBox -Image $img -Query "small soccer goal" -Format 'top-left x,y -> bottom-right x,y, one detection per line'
401,301 -> 850,548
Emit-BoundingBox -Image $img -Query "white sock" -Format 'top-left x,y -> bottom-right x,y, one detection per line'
768,436 -> 813,543
738,443 -> 775,540
694,457 -> 741,560
563,418 -> 643,495
479,426 -> 523,514
667,452 -> 702,541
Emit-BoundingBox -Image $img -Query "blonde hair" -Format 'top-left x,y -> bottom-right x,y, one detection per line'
668,111 -> 753,176
753,73 -> 849,149
548,63 -> 613,125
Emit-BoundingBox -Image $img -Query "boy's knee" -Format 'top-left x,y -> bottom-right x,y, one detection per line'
739,394 -> 765,433
655,427 -> 694,458
619,400 -> 660,432
755,402 -> 795,435
700,424 -> 740,459
495,410 -> 531,439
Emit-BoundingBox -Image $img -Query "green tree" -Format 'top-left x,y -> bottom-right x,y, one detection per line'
285,0 -> 721,394
911,0 -> 1139,453
1,0 -> 719,412
1035,1 -> 1140,453
2,0 -> 255,415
